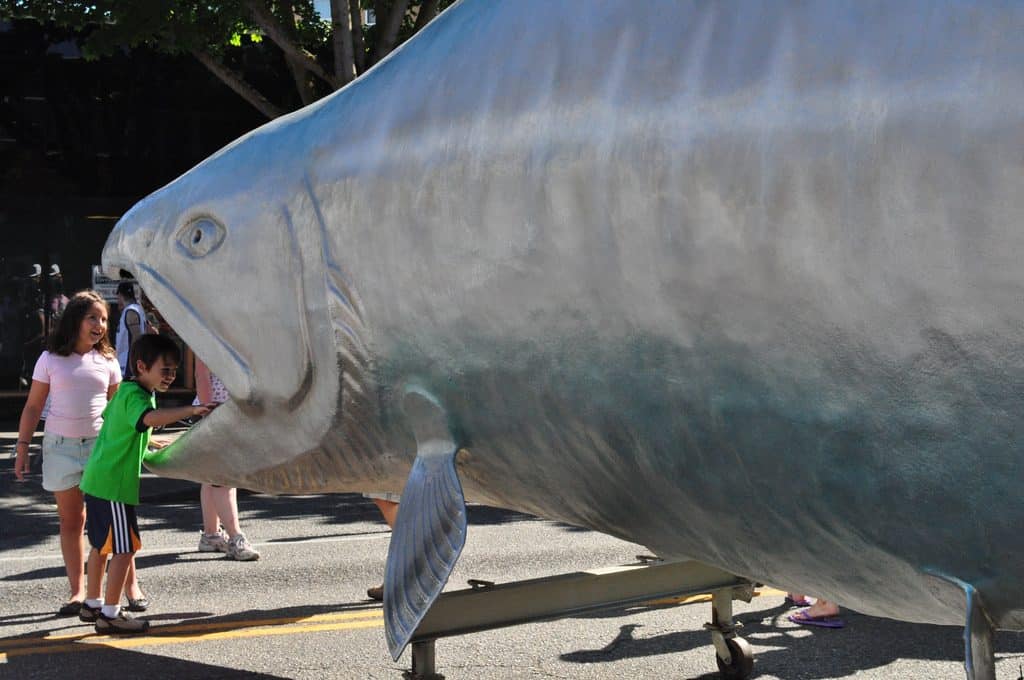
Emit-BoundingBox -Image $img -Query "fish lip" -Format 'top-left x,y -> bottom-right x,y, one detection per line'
102,258 -> 130,282
132,262 -> 254,401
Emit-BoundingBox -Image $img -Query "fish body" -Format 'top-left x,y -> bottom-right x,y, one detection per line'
104,0 -> 1024,646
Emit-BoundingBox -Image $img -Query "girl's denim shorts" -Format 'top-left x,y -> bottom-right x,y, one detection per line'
41,433 -> 96,492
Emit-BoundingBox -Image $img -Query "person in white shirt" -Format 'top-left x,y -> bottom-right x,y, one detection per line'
193,357 -> 260,561
14,290 -> 147,615
115,281 -> 146,379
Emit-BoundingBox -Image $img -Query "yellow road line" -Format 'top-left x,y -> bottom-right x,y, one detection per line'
1,588 -> 787,661
0,618 -> 383,660
0,609 -> 382,651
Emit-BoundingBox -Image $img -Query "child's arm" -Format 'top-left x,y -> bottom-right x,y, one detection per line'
143,404 -> 212,429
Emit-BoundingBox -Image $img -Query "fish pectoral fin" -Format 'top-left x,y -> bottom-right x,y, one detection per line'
383,389 -> 467,661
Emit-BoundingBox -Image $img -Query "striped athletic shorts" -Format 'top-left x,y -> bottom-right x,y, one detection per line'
84,494 -> 142,555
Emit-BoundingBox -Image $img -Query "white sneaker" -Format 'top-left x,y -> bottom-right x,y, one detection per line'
226,534 -> 260,561
198,529 -> 229,553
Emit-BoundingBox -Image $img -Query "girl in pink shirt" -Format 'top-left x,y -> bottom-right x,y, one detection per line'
13,290 -> 147,616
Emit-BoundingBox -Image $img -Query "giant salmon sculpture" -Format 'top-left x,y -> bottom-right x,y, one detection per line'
101,1 -> 1024,677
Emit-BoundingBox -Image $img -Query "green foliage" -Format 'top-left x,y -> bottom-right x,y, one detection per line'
2,1 -> 327,57
1,0 -> 458,116
3,1 -> 248,57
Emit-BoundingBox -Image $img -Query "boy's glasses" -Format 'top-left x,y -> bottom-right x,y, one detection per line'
159,367 -> 178,377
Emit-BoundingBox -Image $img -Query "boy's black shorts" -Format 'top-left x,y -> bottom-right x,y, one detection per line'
84,494 -> 141,555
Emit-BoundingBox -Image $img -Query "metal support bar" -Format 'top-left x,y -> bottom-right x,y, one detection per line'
709,589 -> 737,664
411,558 -> 752,644
408,640 -> 441,680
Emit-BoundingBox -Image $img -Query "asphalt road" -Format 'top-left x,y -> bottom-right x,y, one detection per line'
3,456 -> 1024,679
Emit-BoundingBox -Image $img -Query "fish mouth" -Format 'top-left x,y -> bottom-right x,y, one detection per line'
108,260 -> 257,406
107,260 -> 258,484
106,253 -> 318,421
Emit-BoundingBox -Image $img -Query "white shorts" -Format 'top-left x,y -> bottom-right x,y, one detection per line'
41,433 -> 96,492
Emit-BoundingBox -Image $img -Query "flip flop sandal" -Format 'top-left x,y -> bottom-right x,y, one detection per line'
788,609 -> 845,629
125,597 -> 150,612
57,600 -> 83,616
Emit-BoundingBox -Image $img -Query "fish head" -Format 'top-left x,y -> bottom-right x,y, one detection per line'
102,117 -> 348,487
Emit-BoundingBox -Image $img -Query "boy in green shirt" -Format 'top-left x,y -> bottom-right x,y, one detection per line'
79,334 -> 211,634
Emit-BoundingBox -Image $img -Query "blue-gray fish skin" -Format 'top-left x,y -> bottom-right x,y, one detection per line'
103,0 -> 1024,633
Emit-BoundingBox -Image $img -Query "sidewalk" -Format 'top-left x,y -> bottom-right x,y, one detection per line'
1,420 -> 200,503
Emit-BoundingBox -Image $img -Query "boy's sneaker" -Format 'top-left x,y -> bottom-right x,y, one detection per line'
226,534 -> 260,561
198,529 -> 229,553
95,611 -> 150,635
79,602 -> 101,623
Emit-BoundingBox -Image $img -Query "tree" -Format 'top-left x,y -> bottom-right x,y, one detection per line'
1,0 -> 455,119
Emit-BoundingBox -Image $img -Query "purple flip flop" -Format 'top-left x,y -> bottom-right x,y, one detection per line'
788,609 -> 846,629
784,595 -> 813,608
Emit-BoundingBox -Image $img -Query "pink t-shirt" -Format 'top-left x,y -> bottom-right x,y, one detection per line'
32,350 -> 122,438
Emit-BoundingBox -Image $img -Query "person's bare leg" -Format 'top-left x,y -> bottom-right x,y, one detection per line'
367,499 -> 399,601
200,483 -> 222,535
802,598 -> 841,618
373,499 -> 399,529
125,556 -> 144,600
54,487 -> 86,602
786,592 -> 812,606
86,549 -> 107,601
209,486 -> 242,537
104,554 -> 132,608
97,552 -> 149,632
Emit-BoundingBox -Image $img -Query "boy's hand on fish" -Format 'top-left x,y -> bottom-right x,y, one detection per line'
149,435 -> 175,450
191,403 -> 217,418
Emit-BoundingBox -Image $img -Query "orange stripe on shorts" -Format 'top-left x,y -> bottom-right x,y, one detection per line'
100,528 -> 113,555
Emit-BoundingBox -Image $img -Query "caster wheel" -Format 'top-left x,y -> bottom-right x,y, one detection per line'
715,636 -> 753,679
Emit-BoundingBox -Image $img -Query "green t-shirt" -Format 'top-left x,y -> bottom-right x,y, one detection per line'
80,381 -> 156,505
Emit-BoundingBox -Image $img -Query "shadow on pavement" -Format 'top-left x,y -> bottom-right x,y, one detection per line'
0,601 -> 382,679
2,647 -> 293,680
1,602 -> 379,643
0,602 -> 385,680
560,600 -> 1024,678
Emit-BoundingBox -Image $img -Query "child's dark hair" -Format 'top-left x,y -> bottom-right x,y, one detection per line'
48,290 -> 115,358
129,334 -> 181,373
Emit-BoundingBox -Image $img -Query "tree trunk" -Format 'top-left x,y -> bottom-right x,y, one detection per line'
244,0 -> 338,88
373,0 -> 411,65
287,55 -> 316,106
330,0 -> 357,87
286,3 -> 318,105
350,0 -> 366,74
413,0 -> 439,32
190,49 -> 284,120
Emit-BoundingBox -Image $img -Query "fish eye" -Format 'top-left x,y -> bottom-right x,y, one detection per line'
177,217 -> 226,258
